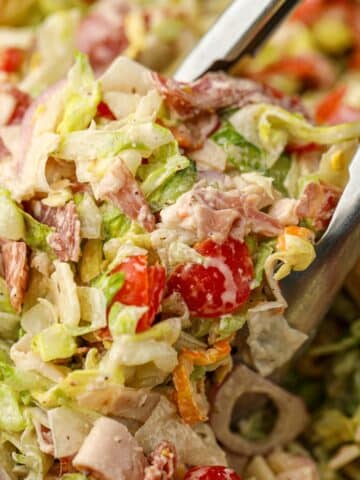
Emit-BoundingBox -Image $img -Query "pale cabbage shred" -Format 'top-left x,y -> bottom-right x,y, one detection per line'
0,51 -> 359,480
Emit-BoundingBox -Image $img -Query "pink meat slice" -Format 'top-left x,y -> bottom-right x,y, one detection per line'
152,71 -> 307,119
296,182 -> 341,231
76,1 -> 129,72
2,241 -> 29,312
97,158 -> 155,232
144,441 -> 177,480
73,417 -> 146,480
30,201 -> 81,262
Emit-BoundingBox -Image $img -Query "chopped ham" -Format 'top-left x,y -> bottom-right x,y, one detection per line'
269,198 -> 299,226
76,0 -> 129,71
152,72 -> 306,120
96,158 -> 155,232
73,417 -> 146,480
144,441 -> 177,480
170,113 -> 219,151
30,201 -> 81,262
160,185 -> 282,243
2,241 -> 29,312
0,84 -> 30,126
295,182 -> 341,231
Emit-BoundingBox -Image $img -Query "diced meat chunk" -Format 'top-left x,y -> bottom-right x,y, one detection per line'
96,158 -> 155,232
30,201 -> 81,262
144,441 -> 177,480
2,241 -> 29,312
75,0 -> 129,71
295,182 -> 341,231
73,417 -> 146,480
152,72 -> 307,119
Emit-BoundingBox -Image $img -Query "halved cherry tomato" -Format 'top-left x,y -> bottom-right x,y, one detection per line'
315,86 -> 347,124
97,101 -> 116,120
167,237 -> 253,318
112,255 -> 166,332
0,48 -> 24,73
185,466 -> 241,480
290,0 -> 325,25
137,264 -> 166,332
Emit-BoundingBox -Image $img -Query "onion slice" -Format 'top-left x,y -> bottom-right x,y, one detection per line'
210,364 -> 309,456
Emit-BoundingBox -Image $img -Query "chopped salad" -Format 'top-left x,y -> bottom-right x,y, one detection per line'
0,1 -> 360,480
0,46 -> 359,479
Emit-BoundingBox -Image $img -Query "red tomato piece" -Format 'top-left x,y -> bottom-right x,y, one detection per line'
137,265 -> 166,332
113,255 -> 149,307
315,86 -> 347,124
112,256 -> 166,332
185,466 -> 241,480
0,48 -> 24,73
167,237 -> 253,318
290,0 -> 325,25
97,101 -> 116,120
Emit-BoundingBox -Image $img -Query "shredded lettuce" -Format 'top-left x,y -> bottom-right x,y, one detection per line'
269,234 -> 316,281
57,53 -> 101,135
252,240 -> 276,288
57,122 -> 174,165
215,314 -> 247,341
51,261 -> 81,326
147,159 -> 197,212
91,271 -> 125,306
0,278 -> 17,316
0,190 -> 25,241
32,324 -> 77,361
79,239 -> 103,283
100,203 -> 132,240
0,384 -> 25,432
20,10 -> 81,95
139,144 -> 190,197
212,122 -> 264,173
230,104 -> 360,167
108,302 -> 148,337
168,241 -> 205,267
75,192 -> 102,239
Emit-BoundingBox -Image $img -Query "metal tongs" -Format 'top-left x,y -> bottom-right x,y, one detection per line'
175,0 -> 360,459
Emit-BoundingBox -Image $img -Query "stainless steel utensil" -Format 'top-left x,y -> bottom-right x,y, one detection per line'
282,148 -> 360,337
175,0 -> 300,82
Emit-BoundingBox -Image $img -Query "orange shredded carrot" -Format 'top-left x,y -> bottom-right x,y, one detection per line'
181,340 -> 231,366
173,355 -> 208,425
277,225 -> 314,251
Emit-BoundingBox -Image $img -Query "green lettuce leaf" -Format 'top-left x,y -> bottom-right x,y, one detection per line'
230,104 -> 360,167
108,302 -> 148,337
79,239 -> 103,283
57,52 -> 101,135
91,271 -> 125,305
147,159 -> 197,212
21,209 -> 54,254
32,324 -> 77,362
0,384 -> 25,432
57,122 -> 174,164
0,189 -> 25,241
212,122 -> 263,173
267,153 -> 291,195
138,143 -> 190,197
215,314 -> 247,341
100,203 -> 131,240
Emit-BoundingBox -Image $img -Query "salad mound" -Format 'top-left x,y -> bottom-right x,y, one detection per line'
0,50 -> 359,480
